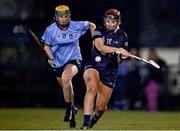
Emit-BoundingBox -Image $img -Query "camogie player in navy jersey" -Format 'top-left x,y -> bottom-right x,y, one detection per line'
81,9 -> 130,129
41,5 -> 95,128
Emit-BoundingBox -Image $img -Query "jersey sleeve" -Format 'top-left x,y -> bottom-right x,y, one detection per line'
92,26 -> 103,40
123,33 -> 128,50
116,31 -> 128,50
79,21 -> 89,35
41,28 -> 52,46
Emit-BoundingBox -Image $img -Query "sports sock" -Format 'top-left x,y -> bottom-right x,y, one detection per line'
88,113 -> 100,128
94,110 -> 104,120
65,102 -> 72,113
84,115 -> 91,124
92,113 -> 100,122
70,104 -> 75,120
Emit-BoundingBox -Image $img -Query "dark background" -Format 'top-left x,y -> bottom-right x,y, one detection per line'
0,0 -> 179,109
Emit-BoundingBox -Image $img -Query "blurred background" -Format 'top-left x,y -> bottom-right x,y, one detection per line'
0,0 -> 179,111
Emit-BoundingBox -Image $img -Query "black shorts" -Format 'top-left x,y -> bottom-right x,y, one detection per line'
84,64 -> 117,88
52,60 -> 81,78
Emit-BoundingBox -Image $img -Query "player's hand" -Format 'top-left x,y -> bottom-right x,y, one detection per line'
116,48 -> 130,59
48,59 -> 55,66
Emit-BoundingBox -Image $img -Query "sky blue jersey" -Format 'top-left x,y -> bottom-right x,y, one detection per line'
41,21 -> 89,68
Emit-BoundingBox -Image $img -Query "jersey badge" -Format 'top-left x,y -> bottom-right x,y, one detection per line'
95,56 -> 102,62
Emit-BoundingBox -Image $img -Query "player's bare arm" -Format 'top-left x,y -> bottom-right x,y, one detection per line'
44,44 -> 54,65
89,22 -> 96,34
94,37 -> 130,58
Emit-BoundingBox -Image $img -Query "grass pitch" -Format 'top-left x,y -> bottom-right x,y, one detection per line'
0,108 -> 180,130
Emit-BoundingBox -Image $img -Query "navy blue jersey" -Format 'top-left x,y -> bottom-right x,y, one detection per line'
85,26 -> 128,88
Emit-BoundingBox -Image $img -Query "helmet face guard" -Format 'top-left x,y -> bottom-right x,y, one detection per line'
54,5 -> 71,28
103,9 -> 121,32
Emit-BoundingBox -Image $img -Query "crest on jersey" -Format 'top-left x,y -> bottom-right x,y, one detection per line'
95,56 -> 101,62
106,38 -> 112,45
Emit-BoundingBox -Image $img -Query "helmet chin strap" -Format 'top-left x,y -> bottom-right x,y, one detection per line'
114,26 -> 119,33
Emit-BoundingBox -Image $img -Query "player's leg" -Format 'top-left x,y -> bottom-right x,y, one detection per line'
81,68 -> 99,129
63,63 -> 78,127
61,63 -> 78,102
56,64 -> 78,126
89,82 -> 113,128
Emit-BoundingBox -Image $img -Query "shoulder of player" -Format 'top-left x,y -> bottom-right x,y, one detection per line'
95,26 -> 105,32
116,28 -> 128,38
69,20 -> 89,28
45,22 -> 57,32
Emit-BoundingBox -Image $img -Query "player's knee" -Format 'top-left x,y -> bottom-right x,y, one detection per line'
61,77 -> 71,88
85,77 -> 98,90
86,86 -> 96,95
84,75 -> 92,84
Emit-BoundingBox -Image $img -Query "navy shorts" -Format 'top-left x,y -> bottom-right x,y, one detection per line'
84,64 -> 117,88
52,60 -> 81,78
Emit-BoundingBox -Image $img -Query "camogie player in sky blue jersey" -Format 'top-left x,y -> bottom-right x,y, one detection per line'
42,20 -> 89,67
81,9 -> 130,129
41,5 -> 96,128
